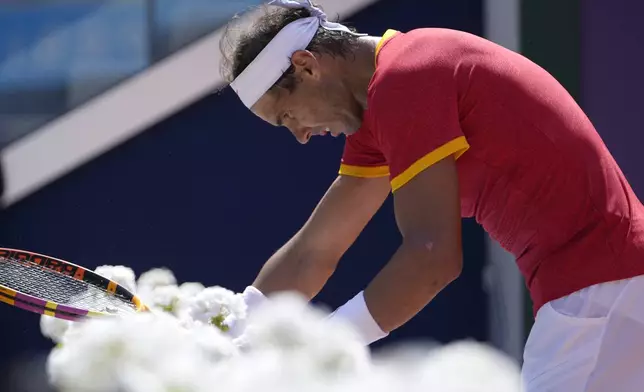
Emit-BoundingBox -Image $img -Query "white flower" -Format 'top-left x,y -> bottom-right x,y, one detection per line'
136,267 -> 176,292
185,286 -> 247,333
141,284 -> 182,315
42,264 -> 523,392
410,341 -> 523,392
39,315 -> 72,344
209,350 -> 325,392
47,312 -> 220,392
189,321 -> 240,362
240,292 -> 371,377
179,281 -> 205,297
136,268 -> 178,311
140,283 -> 209,318
94,265 -> 137,293
172,282 -> 206,318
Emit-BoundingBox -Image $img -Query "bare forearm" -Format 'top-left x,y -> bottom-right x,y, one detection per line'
252,176 -> 389,299
252,235 -> 336,299
363,240 -> 461,332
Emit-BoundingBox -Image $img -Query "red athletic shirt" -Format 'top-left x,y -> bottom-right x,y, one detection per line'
340,28 -> 644,314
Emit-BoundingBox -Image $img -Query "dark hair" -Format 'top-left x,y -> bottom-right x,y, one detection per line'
220,3 -> 360,92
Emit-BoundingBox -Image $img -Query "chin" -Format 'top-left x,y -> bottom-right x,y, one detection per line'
334,123 -> 358,136
329,118 -> 362,136
343,127 -> 360,136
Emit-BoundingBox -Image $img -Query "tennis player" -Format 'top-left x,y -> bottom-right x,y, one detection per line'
222,1 -> 644,390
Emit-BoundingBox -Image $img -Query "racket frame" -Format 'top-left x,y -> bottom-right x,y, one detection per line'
0,247 -> 147,321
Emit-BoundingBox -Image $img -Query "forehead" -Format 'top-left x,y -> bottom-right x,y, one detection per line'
251,91 -> 286,126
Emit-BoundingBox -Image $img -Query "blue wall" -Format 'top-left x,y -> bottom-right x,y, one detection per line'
0,0 -> 486,375
581,0 -> 644,199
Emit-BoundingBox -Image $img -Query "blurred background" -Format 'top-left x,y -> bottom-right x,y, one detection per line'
0,0 -> 642,390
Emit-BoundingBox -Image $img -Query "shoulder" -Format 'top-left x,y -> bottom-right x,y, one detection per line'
374,28 -> 482,71
367,29 -> 470,115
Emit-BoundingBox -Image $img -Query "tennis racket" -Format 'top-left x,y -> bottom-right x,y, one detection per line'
0,247 -> 148,321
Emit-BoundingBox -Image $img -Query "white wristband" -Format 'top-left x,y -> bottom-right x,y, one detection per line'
328,291 -> 388,345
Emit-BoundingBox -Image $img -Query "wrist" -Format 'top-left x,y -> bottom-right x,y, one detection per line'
328,291 -> 388,345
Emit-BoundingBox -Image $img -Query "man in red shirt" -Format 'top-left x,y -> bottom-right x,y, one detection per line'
222,1 -> 644,390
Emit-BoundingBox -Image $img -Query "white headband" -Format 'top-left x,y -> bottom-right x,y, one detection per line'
230,0 -> 360,109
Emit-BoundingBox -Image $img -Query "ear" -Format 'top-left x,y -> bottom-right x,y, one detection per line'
290,50 -> 320,78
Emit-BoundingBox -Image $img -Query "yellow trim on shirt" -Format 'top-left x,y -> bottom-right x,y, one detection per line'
390,136 -> 470,192
339,164 -> 390,178
375,29 -> 399,65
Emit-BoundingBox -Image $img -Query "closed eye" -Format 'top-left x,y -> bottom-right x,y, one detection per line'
276,112 -> 292,127
275,112 -> 293,127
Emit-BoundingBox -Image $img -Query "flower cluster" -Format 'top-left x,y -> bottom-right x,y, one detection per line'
40,265 -> 523,392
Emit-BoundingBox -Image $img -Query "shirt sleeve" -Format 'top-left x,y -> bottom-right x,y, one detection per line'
338,124 -> 389,178
371,60 -> 469,192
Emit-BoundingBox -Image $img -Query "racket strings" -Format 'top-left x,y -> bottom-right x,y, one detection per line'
0,257 -> 136,314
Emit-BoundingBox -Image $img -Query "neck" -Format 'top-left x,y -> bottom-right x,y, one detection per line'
339,35 -> 382,109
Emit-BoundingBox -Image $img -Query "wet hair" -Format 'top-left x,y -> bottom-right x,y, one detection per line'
219,3 -> 360,93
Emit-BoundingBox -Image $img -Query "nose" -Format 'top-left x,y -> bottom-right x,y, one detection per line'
282,116 -> 311,144
290,126 -> 312,144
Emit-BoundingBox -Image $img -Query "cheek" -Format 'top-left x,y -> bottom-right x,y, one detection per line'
309,102 -> 337,124
294,82 -> 343,125
321,87 -> 354,120
294,93 -> 331,125
315,89 -> 345,117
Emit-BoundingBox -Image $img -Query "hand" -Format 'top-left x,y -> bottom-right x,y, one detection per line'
241,285 -> 268,313
227,286 -> 268,339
